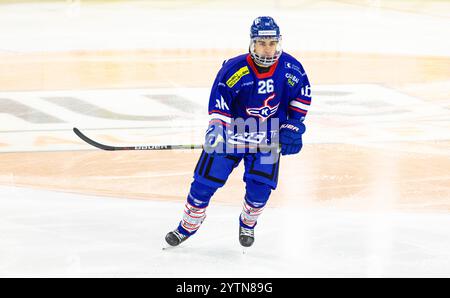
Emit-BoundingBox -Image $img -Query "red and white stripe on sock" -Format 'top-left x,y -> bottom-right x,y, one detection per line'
181,202 -> 206,234
240,201 -> 265,228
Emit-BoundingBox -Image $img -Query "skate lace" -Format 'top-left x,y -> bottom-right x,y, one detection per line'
240,227 -> 254,237
174,230 -> 188,240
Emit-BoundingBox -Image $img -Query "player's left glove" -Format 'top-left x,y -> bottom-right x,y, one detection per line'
279,119 -> 306,156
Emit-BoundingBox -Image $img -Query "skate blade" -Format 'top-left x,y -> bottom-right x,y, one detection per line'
162,242 -> 177,251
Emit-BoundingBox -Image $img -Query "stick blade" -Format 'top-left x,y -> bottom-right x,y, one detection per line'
73,127 -> 116,151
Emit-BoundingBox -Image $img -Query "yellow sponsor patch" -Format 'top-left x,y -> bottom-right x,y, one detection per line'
226,66 -> 250,88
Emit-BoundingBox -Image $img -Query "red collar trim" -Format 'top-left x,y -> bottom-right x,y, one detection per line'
246,54 -> 279,79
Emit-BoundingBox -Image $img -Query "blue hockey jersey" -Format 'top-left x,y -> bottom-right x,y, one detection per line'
207,52 -> 312,145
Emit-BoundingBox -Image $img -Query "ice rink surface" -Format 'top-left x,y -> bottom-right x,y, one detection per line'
1,185 -> 450,278
0,0 -> 449,277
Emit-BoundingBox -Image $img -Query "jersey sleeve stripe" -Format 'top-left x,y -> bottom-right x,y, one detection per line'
289,100 -> 310,111
295,97 -> 311,105
208,109 -> 232,117
209,112 -> 232,124
209,119 -> 230,127
289,106 -> 308,115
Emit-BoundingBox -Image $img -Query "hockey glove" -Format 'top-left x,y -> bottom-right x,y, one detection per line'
203,122 -> 229,155
279,119 -> 306,156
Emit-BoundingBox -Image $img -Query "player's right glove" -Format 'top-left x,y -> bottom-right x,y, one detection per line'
279,119 -> 306,156
203,122 -> 229,155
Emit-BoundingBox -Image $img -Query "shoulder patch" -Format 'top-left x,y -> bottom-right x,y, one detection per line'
226,66 -> 250,88
284,61 -> 305,76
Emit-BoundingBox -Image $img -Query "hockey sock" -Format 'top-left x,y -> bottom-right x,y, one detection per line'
240,197 -> 266,228
178,180 -> 217,235
240,179 -> 272,228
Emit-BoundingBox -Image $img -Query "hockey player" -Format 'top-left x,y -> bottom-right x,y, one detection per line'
165,16 -> 312,248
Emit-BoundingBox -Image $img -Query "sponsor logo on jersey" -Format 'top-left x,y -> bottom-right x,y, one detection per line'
215,95 -> 230,111
301,85 -> 312,98
284,62 -> 305,76
285,73 -> 299,87
226,66 -> 250,88
246,93 -> 279,121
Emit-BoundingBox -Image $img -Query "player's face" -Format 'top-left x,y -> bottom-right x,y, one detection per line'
254,38 -> 278,58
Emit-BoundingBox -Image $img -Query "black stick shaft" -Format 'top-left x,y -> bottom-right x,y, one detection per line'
73,128 -> 277,151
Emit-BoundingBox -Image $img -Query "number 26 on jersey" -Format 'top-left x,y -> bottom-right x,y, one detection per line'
257,79 -> 274,94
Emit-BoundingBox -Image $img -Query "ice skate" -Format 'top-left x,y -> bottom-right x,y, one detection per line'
164,229 -> 190,248
239,225 -> 255,247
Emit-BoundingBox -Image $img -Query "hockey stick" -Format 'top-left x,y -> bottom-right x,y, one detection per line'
73,127 -> 278,151
73,127 -> 202,151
